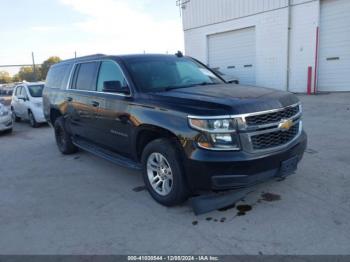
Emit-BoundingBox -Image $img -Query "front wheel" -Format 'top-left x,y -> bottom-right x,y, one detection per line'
141,138 -> 189,206
28,111 -> 39,128
11,109 -> 21,122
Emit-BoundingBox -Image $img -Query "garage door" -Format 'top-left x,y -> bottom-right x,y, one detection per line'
208,27 -> 256,85
318,0 -> 350,91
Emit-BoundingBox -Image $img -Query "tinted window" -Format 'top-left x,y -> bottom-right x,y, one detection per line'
46,63 -> 73,89
124,56 -> 223,92
28,85 -> 44,97
97,61 -> 128,92
73,62 -> 99,91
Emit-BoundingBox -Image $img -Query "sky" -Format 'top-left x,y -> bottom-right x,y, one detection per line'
0,0 -> 184,75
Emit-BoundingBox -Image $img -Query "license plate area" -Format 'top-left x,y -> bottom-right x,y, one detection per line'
279,156 -> 299,177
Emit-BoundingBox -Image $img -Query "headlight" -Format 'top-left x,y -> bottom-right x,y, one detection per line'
188,118 -> 236,133
188,117 -> 240,151
35,102 -> 42,108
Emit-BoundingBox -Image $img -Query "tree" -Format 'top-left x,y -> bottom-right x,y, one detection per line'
12,74 -> 21,83
41,56 -> 61,80
0,71 -> 12,84
17,66 -> 42,82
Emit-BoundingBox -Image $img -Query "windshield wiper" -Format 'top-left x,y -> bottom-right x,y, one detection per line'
163,82 -> 216,92
163,85 -> 193,91
195,82 -> 216,86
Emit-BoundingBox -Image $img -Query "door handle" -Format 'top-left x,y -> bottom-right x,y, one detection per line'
66,97 -> 73,102
91,101 -> 100,107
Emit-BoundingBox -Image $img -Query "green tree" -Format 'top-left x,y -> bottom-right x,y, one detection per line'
41,56 -> 61,80
17,66 -> 42,82
0,71 -> 12,84
12,74 -> 21,83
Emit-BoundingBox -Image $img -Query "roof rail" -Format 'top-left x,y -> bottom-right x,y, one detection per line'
61,54 -> 106,63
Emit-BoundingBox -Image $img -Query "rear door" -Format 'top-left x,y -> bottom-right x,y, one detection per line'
67,61 -> 100,142
14,86 -> 27,118
12,86 -> 22,115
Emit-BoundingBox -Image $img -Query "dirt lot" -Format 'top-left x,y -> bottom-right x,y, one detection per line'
0,93 -> 349,255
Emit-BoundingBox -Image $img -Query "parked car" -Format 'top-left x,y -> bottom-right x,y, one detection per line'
43,54 -> 307,206
11,82 -> 46,128
0,102 -> 12,133
211,68 -> 239,84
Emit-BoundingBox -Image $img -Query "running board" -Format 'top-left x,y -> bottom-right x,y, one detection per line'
72,138 -> 142,170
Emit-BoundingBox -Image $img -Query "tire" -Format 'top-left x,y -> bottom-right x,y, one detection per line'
28,111 -> 39,128
54,116 -> 78,154
141,138 -> 189,206
11,109 -> 21,122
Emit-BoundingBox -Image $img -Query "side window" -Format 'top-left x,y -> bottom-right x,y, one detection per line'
72,62 -> 99,91
15,86 -> 22,96
46,63 -> 73,89
20,87 -> 28,98
97,61 -> 128,92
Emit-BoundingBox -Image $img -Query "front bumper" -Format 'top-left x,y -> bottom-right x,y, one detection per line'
183,131 -> 307,192
0,114 -> 13,131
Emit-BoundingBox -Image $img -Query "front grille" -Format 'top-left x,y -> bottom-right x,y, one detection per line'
251,122 -> 300,150
246,105 -> 300,126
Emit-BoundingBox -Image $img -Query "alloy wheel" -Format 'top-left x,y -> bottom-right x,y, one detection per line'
146,152 -> 173,196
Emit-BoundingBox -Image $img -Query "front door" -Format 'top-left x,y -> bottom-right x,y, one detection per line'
93,60 -> 133,157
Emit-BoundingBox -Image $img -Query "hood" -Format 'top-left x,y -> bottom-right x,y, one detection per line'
148,84 -> 299,116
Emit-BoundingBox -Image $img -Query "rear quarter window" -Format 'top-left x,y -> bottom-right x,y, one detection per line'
46,63 -> 73,89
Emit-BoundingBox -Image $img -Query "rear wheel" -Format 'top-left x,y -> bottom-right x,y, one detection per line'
54,116 -> 78,154
141,138 -> 189,206
28,111 -> 39,128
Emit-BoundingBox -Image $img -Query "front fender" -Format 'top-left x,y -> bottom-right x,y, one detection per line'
129,104 -> 198,158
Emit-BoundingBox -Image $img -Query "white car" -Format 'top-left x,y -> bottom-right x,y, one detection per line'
0,102 -> 12,133
11,82 -> 46,128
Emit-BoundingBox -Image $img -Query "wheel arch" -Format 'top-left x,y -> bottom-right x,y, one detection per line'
49,107 -> 63,125
135,125 -> 184,162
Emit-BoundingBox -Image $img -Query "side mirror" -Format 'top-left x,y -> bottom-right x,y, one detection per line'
227,80 -> 239,84
103,81 -> 130,95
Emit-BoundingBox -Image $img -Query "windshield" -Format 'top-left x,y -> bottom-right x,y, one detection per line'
124,56 -> 224,92
28,85 -> 44,97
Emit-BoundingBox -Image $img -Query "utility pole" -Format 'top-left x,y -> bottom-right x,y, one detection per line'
32,52 -> 36,81
75,51 -> 77,59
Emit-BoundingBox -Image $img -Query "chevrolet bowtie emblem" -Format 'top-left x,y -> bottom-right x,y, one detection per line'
278,119 -> 293,131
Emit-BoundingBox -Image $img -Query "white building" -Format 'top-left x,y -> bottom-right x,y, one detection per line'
180,0 -> 350,92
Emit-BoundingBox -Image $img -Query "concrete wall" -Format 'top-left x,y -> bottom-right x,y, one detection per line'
181,0 -> 313,30
182,0 -> 320,92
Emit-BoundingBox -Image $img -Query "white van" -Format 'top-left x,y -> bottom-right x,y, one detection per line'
11,82 -> 46,127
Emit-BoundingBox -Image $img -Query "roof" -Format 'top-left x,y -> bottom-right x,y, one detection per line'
57,53 -> 185,65
18,81 -> 45,86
